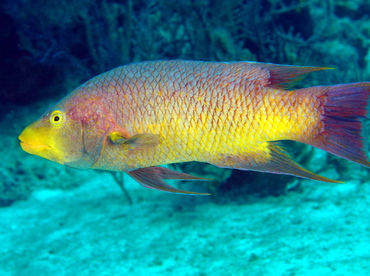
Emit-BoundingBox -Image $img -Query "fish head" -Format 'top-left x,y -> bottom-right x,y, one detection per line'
19,91 -> 114,169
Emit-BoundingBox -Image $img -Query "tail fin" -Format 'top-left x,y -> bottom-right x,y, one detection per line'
312,82 -> 370,167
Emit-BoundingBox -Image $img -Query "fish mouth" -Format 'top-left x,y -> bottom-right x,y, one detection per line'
19,132 -> 52,154
19,140 -> 65,165
19,125 -> 66,165
19,141 -> 51,154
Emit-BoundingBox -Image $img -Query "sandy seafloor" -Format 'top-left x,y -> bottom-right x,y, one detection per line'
1,173 -> 370,275
1,107 -> 370,276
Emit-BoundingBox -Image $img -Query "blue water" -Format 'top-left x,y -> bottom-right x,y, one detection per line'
1,0 -> 370,275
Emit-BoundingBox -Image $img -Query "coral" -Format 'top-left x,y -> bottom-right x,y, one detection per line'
4,0 -> 370,84
2,0 -> 370,200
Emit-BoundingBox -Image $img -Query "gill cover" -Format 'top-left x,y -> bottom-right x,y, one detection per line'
19,92 -> 113,169
19,107 -> 86,166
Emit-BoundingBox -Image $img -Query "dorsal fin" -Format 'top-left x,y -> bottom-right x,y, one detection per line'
240,62 -> 333,89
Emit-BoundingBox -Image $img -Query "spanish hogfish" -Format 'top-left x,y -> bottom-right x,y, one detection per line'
19,60 -> 370,195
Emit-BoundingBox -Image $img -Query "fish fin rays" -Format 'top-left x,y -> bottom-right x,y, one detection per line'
264,142 -> 342,183
126,167 -> 211,195
219,142 -> 342,183
242,62 -> 332,90
308,83 -> 370,168
109,132 -> 160,149
123,133 -> 160,148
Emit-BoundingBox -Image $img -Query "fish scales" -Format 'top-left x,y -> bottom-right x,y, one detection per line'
19,60 -> 370,195
91,61 -> 318,170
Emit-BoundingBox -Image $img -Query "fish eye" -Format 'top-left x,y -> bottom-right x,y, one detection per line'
50,110 -> 64,127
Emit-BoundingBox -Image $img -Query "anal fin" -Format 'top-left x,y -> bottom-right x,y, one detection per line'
265,142 -> 342,183
219,142 -> 342,183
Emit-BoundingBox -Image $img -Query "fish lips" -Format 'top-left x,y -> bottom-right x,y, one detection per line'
19,140 -> 51,154
19,134 -> 65,165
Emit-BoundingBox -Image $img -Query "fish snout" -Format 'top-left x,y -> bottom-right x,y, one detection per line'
19,127 -> 51,154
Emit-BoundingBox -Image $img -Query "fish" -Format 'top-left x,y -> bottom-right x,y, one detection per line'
19,60 -> 370,195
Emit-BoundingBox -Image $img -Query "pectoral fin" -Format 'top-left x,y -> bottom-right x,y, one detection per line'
109,132 -> 128,144
127,167 -> 211,195
109,132 -> 160,149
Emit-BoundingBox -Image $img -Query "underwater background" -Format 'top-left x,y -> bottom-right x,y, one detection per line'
1,0 -> 370,275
